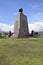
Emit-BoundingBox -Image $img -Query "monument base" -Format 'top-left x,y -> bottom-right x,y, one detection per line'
10,34 -> 18,38
10,33 -> 29,38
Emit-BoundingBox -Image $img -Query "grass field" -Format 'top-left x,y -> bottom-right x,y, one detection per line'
0,38 -> 43,65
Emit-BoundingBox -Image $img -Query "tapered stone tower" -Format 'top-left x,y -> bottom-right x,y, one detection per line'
12,8 -> 29,38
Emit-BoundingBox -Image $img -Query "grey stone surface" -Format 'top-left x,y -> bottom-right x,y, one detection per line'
12,8 -> 29,38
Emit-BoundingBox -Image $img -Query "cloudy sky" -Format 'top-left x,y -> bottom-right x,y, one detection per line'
0,0 -> 43,33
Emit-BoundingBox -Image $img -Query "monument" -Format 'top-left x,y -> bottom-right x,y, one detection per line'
11,8 -> 29,38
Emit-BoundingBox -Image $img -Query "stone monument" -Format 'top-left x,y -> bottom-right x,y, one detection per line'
11,8 -> 29,38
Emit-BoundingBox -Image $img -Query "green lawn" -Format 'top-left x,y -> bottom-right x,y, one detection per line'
0,38 -> 43,65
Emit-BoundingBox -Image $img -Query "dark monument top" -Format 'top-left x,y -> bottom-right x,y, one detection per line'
19,8 -> 23,13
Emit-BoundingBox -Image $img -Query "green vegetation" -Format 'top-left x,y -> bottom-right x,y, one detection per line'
0,38 -> 43,65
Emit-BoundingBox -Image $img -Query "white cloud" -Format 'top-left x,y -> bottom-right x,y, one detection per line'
29,22 -> 43,33
0,22 -> 43,33
0,23 -> 14,32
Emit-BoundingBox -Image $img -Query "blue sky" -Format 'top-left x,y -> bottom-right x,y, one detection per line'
0,0 -> 43,25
